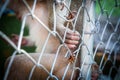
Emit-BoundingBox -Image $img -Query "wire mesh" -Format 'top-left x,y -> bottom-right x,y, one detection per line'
0,0 -> 120,80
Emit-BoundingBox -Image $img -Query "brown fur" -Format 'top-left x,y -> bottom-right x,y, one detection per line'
4,0 -> 80,80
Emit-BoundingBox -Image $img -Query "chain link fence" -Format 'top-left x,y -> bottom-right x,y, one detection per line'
0,0 -> 120,80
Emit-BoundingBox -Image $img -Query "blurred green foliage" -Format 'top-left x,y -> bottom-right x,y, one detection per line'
95,0 -> 120,16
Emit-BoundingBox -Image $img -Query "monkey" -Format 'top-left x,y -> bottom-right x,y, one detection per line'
3,0 -> 100,80
4,0 -> 81,80
9,0 -> 80,53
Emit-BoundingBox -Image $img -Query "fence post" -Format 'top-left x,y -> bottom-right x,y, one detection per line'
81,0 -> 95,80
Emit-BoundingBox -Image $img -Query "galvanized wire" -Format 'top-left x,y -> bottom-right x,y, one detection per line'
0,0 -> 120,80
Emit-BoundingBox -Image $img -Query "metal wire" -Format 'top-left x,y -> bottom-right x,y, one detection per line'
0,0 -> 120,80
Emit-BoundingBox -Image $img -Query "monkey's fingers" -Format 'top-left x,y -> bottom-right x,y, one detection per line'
91,63 -> 102,80
65,39 -> 79,45
91,72 -> 99,80
65,31 -> 80,51
67,11 -> 77,20
11,34 -> 19,45
66,43 -> 77,51
66,31 -> 80,41
68,55 -> 75,63
11,34 -> 28,46
67,31 -> 80,36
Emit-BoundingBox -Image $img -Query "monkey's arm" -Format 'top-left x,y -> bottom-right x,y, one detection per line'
4,53 -> 75,80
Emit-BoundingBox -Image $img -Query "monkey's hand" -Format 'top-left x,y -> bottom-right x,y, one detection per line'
11,34 -> 28,46
68,54 -> 76,63
91,63 -> 102,80
65,31 -> 80,63
65,31 -> 80,51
